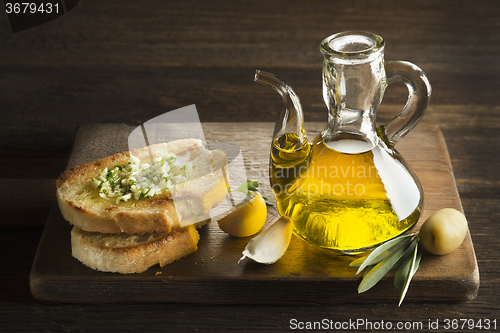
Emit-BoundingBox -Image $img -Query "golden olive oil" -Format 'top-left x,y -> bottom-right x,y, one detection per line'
271,133 -> 310,168
270,133 -> 311,201
270,133 -> 421,253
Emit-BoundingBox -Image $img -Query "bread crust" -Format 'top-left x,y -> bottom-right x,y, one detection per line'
57,139 -> 228,235
71,225 -> 200,274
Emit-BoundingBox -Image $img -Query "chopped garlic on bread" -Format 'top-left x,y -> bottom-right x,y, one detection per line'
56,139 -> 228,235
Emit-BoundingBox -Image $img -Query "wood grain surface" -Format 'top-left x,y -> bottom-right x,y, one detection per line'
30,122 -> 478,304
1,0 -> 499,331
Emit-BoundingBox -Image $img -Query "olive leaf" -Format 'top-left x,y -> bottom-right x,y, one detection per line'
352,234 -> 421,306
394,239 -> 419,288
350,255 -> 369,268
357,237 -> 413,293
355,234 -> 413,274
362,265 -> 374,278
398,242 -> 422,307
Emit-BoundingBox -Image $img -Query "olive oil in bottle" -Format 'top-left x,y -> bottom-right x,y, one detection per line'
258,32 -> 429,254
270,133 -> 311,202
270,133 -> 422,253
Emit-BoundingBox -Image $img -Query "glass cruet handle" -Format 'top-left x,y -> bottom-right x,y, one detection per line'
378,61 -> 432,145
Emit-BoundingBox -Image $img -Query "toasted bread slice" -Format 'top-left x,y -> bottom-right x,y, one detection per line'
71,225 -> 200,274
57,139 -> 228,235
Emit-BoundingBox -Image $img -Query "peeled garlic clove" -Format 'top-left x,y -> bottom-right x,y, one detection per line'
239,216 -> 292,264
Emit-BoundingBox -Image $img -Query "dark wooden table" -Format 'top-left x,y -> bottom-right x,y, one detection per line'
1,0 -> 499,331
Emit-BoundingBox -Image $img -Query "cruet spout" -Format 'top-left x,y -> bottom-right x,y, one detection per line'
254,70 -> 307,149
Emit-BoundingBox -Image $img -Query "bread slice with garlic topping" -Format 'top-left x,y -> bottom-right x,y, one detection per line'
56,139 -> 228,235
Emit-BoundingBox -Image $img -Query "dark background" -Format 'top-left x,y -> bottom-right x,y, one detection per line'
3,1 -> 498,152
1,0 -> 500,331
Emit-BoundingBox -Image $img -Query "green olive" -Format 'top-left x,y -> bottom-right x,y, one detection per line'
419,208 -> 468,255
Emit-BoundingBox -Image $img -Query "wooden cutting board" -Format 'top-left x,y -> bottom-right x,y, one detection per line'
30,122 -> 479,304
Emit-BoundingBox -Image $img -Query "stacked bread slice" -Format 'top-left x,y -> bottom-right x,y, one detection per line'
56,139 -> 228,274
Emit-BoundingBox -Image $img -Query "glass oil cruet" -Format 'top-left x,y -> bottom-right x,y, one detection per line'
255,31 -> 431,253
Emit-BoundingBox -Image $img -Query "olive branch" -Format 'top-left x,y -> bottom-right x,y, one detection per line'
350,233 -> 422,306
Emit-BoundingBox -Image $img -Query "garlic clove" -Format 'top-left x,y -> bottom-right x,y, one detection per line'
238,216 -> 292,265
